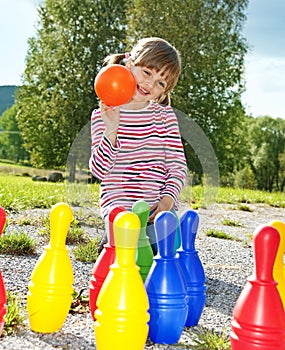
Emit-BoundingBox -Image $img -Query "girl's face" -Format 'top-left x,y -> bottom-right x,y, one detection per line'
130,65 -> 168,103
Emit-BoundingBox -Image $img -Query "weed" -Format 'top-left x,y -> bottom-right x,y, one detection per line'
0,231 -> 36,255
242,232 -> 253,247
72,237 -> 99,262
14,214 -> 48,227
181,326 -> 230,350
237,204 -> 253,212
222,219 -> 242,227
70,289 -> 89,314
66,220 -> 88,245
2,291 -> 24,336
206,229 -> 234,240
36,218 -> 88,245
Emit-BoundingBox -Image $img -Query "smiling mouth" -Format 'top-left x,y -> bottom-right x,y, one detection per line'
137,85 -> 150,96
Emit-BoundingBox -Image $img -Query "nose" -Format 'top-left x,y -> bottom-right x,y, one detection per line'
144,78 -> 154,88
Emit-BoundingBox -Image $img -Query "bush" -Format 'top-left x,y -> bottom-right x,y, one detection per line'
234,165 -> 257,190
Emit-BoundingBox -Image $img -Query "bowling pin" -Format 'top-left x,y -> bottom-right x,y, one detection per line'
230,225 -> 285,349
177,210 -> 206,326
27,202 -> 74,333
94,211 -> 149,350
132,200 -> 153,281
0,207 -> 7,335
145,211 -> 188,344
89,206 -> 125,319
269,220 -> 285,307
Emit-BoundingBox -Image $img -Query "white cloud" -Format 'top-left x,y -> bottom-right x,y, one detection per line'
242,56 -> 285,118
242,0 -> 285,118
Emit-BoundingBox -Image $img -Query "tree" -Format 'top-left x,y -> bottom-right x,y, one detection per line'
16,0 -> 128,168
249,116 -> 285,191
234,164 -> 257,189
127,0 -> 249,179
247,116 -> 285,191
0,105 -> 29,163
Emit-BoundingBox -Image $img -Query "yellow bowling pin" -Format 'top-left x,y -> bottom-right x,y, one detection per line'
27,202 -> 74,333
94,211 -> 149,350
269,220 -> 285,307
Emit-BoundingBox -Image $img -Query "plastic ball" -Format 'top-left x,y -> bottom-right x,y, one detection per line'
94,64 -> 136,106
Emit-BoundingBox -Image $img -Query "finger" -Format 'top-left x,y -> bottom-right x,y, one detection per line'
148,210 -> 158,223
149,203 -> 158,212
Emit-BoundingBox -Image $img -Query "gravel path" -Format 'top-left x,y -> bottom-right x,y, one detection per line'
1,202 -> 285,349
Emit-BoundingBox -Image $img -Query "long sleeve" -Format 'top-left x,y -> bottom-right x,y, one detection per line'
89,109 -> 121,180
89,102 -> 187,218
161,107 -> 187,202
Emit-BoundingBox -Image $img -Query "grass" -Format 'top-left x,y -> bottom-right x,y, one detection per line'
0,230 -> 36,255
236,203 -> 253,212
0,174 -> 100,212
205,229 -> 236,240
0,174 -> 66,211
1,167 -> 285,345
2,291 -> 24,336
180,326 -> 231,350
72,238 -> 100,262
36,217 -> 89,245
222,219 -> 242,227
179,185 -> 285,208
1,171 -> 285,212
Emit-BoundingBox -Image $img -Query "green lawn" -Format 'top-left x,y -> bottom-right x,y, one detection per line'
180,185 -> 285,208
0,174 -> 99,211
1,172 -> 285,212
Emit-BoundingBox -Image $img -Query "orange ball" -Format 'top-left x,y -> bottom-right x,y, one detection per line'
94,64 -> 136,106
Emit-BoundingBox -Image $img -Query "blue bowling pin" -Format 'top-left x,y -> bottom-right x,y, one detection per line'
177,210 -> 206,327
144,211 -> 188,344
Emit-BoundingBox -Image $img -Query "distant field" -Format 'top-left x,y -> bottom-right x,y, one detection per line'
180,184 -> 285,208
0,161 -> 62,177
1,162 -> 285,211
0,173 -> 100,211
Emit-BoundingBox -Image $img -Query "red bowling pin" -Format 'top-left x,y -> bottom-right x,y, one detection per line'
230,225 -> 285,349
89,206 -> 125,319
0,207 -> 7,335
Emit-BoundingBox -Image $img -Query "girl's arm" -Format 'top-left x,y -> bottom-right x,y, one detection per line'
149,106 -> 187,222
89,108 -> 121,180
163,112 -> 187,199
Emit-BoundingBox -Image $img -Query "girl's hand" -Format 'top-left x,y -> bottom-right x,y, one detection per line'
100,101 -> 120,133
148,196 -> 174,223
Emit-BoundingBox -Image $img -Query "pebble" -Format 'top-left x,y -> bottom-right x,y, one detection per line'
0,203 -> 284,349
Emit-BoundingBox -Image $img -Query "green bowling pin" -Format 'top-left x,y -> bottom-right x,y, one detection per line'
132,200 -> 153,281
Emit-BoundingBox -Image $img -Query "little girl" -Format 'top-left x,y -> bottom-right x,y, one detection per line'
89,37 -> 187,253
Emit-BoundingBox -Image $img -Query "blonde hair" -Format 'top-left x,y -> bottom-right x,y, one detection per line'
104,37 -> 181,105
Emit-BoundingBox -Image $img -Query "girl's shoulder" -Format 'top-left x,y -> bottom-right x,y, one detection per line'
149,101 -> 176,118
91,107 -> 101,120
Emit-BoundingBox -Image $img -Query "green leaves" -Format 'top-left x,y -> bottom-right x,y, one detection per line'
15,0 -> 250,182
17,0 -> 128,169
127,0 -> 249,179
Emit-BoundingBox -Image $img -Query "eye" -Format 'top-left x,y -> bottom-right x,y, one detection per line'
158,81 -> 166,89
143,69 -> 151,76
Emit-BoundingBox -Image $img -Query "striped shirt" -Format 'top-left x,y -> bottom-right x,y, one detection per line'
89,101 -> 187,218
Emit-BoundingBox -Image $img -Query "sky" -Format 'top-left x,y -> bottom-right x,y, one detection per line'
0,0 -> 284,119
